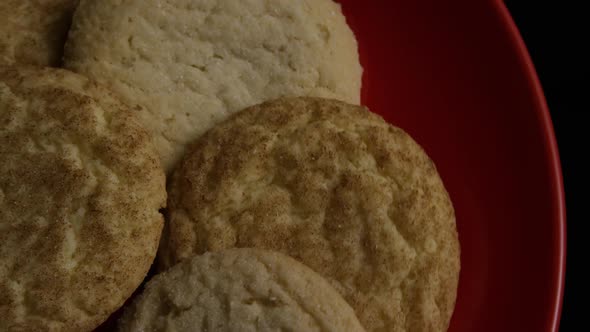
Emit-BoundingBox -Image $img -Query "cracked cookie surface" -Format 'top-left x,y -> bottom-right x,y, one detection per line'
118,249 -> 365,332
0,66 -> 166,332
64,0 -> 362,173
164,97 -> 460,332
0,0 -> 78,66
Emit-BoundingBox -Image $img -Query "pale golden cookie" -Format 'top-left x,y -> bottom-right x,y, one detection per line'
0,66 -> 166,332
0,0 -> 78,66
64,0 -> 362,172
118,249 -> 366,332
164,98 -> 460,332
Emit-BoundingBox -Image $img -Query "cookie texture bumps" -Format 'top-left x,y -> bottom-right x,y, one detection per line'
0,66 -> 166,331
164,98 -> 460,332
64,0 -> 362,172
119,249 -> 366,332
0,0 -> 78,66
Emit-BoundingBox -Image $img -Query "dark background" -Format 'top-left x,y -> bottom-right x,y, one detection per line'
505,1 -> 586,330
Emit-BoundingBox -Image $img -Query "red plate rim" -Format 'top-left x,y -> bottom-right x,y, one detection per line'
493,1 -> 566,330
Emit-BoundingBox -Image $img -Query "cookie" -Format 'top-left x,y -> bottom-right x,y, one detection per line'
164,97 -> 460,332
0,66 -> 166,331
0,0 -> 78,66
64,0 -> 362,172
118,249 -> 366,332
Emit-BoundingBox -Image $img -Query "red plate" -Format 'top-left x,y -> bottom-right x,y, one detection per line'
97,0 -> 565,330
337,0 -> 566,331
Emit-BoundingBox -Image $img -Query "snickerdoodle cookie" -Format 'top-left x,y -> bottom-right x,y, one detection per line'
163,97 -> 460,332
0,0 -> 78,66
0,66 -> 166,331
64,0 -> 362,172
119,249 -> 366,332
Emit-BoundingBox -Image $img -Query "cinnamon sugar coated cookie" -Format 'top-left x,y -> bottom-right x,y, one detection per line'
64,0 -> 362,172
164,98 -> 460,332
0,0 -> 78,66
0,66 -> 166,331
118,249 -> 366,332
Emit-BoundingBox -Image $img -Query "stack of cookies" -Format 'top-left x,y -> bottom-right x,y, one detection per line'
0,1 -> 460,332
